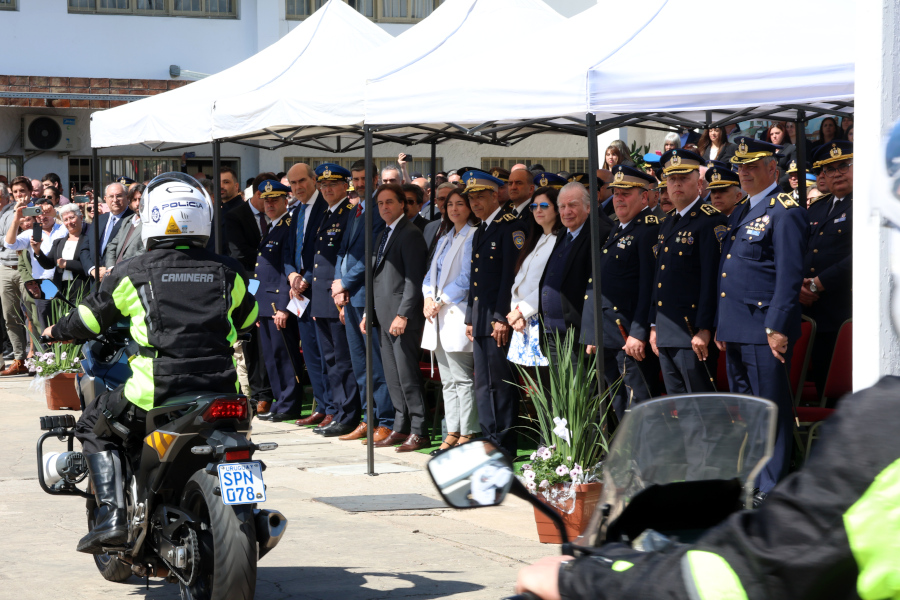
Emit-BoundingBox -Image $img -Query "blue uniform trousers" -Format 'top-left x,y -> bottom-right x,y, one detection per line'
603,348 -> 659,419
473,335 -> 519,458
315,316 -> 360,426
726,341 -> 795,493
659,346 -> 718,394
343,303 -> 394,430
297,308 -> 333,415
258,315 -> 303,415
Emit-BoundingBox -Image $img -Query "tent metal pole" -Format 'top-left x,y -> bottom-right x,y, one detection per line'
430,142 -> 437,220
91,147 -> 100,293
212,140 -> 222,254
586,113 -> 605,398
796,110 -> 808,208
364,125 -> 377,477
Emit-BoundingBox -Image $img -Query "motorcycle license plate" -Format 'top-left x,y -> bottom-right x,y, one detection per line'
217,462 -> 266,506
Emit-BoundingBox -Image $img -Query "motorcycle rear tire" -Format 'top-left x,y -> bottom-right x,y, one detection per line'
179,470 -> 257,600
85,497 -> 132,583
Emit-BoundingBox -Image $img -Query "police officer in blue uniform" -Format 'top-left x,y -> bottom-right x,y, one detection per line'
706,162 -> 746,217
717,137 -> 809,503
802,141 -> 853,397
254,180 -> 304,421
650,149 -> 728,395
464,170 -> 525,458
309,164 -> 361,438
582,165 -> 661,418
533,172 -> 567,191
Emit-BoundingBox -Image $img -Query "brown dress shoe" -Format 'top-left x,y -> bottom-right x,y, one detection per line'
338,422 -> 368,441
396,434 -> 430,453
256,401 -> 272,414
374,431 -> 409,448
295,412 -> 326,426
362,426 -> 393,444
315,414 -> 334,429
0,359 -> 28,376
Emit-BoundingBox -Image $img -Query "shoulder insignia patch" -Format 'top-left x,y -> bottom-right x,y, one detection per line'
644,214 -> 658,225
777,193 -> 800,209
652,243 -> 660,258
284,217 -> 291,227
808,193 -> 829,207
512,230 -> 525,250
700,204 -> 720,216
714,224 -> 728,243
500,213 -> 517,222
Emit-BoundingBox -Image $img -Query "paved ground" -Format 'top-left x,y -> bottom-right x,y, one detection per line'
0,377 -> 553,599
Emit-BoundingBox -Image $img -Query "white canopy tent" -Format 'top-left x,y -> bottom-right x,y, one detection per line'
89,0 -> 391,148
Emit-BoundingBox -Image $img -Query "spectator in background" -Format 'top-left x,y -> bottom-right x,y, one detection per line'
507,187 -> 561,368
846,126 -> 854,143
818,117 -> 843,144
40,185 -> 61,207
766,121 -> 796,171
698,127 -> 737,163
663,132 -> 681,153
423,182 -> 456,252
41,173 -> 70,205
381,165 -> 401,186
35,203 -> 90,302
413,175 -> 434,219
841,115 -> 853,136
402,183 -> 429,232
104,184 -> 145,269
422,187 -> 479,453
30,179 -> 43,200
0,181 -> 23,370
447,170 -> 461,187
80,182 -> 133,281
603,140 -> 634,170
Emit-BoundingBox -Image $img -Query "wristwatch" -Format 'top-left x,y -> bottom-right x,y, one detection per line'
809,280 -> 819,293
765,327 -> 779,337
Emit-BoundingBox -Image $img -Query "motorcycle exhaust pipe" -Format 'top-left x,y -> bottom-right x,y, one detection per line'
42,451 -> 87,486
254,509 -> 287,559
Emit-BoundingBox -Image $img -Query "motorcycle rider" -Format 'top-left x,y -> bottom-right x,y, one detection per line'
44,173 -> 258,554
514,122 -> 900,600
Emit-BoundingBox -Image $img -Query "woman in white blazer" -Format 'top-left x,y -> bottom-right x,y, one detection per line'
422,189 -> 479,454
506,187 -> 562,367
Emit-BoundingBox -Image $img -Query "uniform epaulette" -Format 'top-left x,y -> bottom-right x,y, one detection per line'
700,204 -> 720,216
643,214 -> 659,225
808,193 -> 830,207
666,208 -> 677,216
776,193 -> 800,209
738,196 -> 748,205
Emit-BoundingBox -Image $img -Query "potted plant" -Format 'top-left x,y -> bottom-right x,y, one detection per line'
513,327 -> 619,543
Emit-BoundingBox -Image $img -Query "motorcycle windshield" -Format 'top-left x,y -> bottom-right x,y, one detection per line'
596,394 -> 777,532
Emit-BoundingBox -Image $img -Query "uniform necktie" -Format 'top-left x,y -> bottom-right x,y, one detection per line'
101,214 -> 118,255
258,213 -> 269,237
561,232 -> 574,249
294,202 -> 307,270
376,227 -> 391,266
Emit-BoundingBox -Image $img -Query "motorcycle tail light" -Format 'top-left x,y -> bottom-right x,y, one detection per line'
203,397 -> 248,422
225,450 -> 251,461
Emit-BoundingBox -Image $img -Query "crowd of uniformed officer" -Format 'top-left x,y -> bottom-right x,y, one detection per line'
236,134 -> 852,495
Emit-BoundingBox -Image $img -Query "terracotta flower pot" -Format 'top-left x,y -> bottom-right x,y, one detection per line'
45,372 -> 80,411
533,481 -> 602,544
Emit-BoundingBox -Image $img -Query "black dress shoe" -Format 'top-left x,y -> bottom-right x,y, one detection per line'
269,413 -> 301,423
319,421 -> 358,438
752,489 -> 768,509
257,412 -> 276,421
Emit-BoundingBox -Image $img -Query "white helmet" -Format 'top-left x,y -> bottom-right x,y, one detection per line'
140,172 -> 213,250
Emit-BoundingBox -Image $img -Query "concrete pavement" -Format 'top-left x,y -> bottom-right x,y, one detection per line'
0,376 -> 553,600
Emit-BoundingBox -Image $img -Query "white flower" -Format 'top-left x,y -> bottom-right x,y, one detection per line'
525,481 -> 536,491
60,352 -> 67,360
555,464 -> 569,477
73,358 -> 80,363
521,464 -> 532,471
36,366 -> 43,373
530,452 -> 537,461
539,479 -> 550,489
538,447 -> 553,460
523,470 -> 536,482
570,463 -> 583,476
552,417 -> 571,444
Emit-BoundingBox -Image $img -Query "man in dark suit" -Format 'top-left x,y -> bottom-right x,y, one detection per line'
464,171 -> 524,458
505,168 -> 536,234
802,141 -> 853,397
539,181 -> 612,364
581,167 -> 659,418
306,164 -> 360,438
284,163 -> 333,428
223,172 -> 275,414
253,180 -> 304,421
717,137 -> 809,502
330,162 -> 394,443
80,182 -> 132,281
364,183 -> 429,452
402,183 -> 428,232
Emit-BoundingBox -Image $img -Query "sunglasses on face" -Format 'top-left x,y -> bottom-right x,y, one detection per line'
821,162 -> 853,176
530,202 -> 551,211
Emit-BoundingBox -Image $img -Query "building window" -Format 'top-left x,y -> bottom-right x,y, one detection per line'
287,0 -> 442,22
283,157 -> 444,178
68,0 -> 236,17
0,0 -> 18,10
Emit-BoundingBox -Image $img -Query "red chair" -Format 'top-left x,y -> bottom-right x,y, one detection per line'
795,319 -> 852,459
715,348 -> 729,392
790,316 -> 817,404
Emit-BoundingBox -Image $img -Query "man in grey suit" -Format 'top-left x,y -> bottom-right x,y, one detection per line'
362,183 -> 430,453
104,211 -> 144,269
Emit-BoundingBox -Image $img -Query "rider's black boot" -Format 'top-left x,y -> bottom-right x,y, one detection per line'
77,450 -> 127,554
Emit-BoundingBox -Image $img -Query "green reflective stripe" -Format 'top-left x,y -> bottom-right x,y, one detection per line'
111,276 -> 150,346
241,302 -> 259,330
227,276 -> 246,345
124,355 -> 155,411
682,551 -> 748,600
77,305 -> 101,334
844,457 -> 900,600
611,561 -> 633,572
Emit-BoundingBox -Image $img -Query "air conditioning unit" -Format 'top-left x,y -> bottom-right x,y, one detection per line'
22,115 -> 78,152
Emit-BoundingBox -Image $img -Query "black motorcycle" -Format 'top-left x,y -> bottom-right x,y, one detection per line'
426,393 -> 777,600
37,281 -> 286,600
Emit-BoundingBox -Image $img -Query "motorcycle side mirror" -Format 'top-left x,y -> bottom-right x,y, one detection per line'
40,279 -> 59,299
247,279 -> 260,295
426,441 -> 514,508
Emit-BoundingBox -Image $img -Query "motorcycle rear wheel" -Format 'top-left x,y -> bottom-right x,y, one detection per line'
178,470 -> 257,600
85,497 -> 132,583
